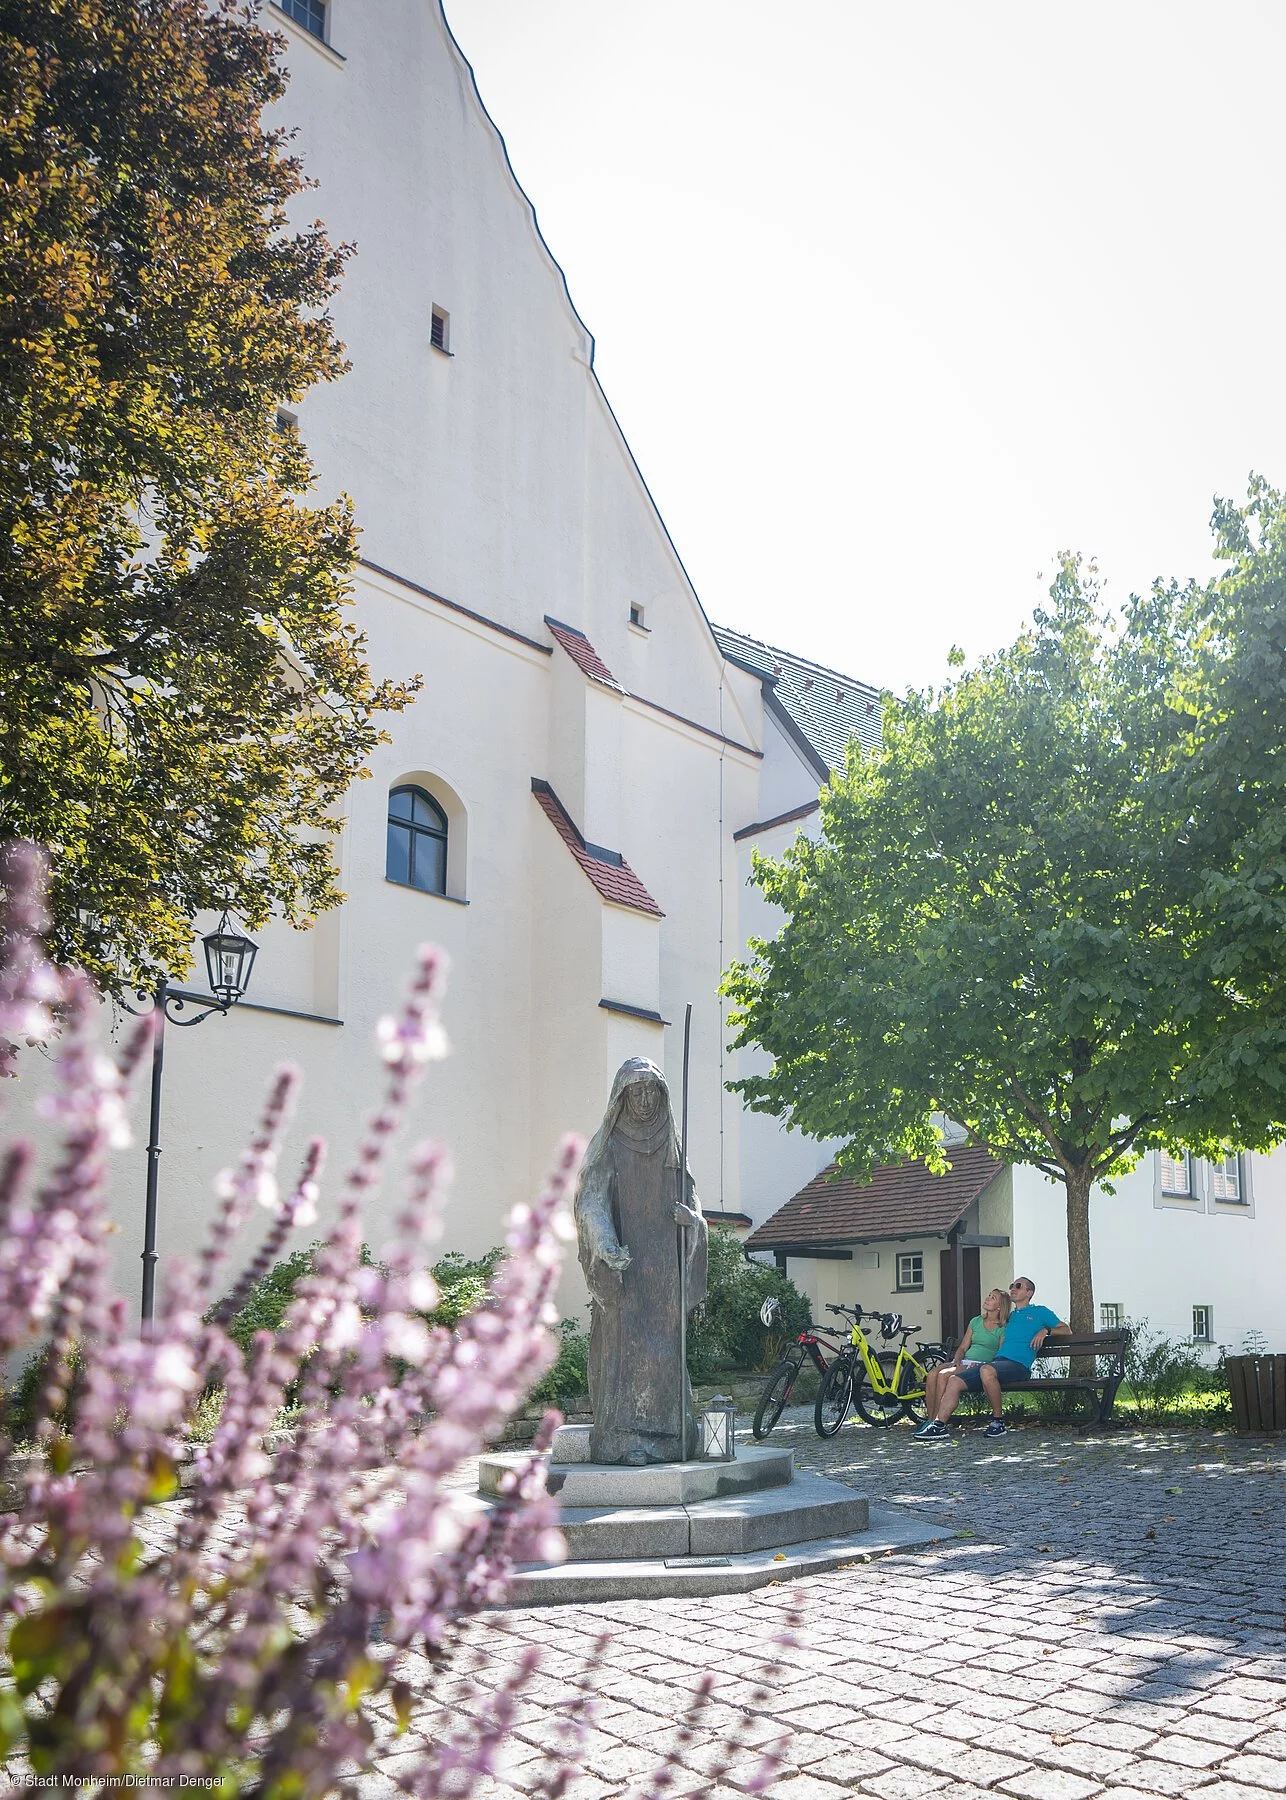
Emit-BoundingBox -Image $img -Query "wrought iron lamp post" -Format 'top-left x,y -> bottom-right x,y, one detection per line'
122,915 -> 258,1325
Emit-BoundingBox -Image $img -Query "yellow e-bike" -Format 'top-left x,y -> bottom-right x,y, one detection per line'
814,1303 -> 948,1434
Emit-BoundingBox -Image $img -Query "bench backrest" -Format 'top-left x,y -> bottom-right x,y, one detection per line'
1032,1328 -> 1130,1371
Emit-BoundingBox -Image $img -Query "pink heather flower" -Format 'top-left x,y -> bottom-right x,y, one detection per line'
0,847 -> 786,1800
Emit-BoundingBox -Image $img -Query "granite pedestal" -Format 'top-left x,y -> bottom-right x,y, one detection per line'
476,1426 -> 948,1603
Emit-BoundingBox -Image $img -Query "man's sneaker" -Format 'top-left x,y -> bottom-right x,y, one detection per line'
978,1419 -> 1007,1438
913,1419 -> 949,1441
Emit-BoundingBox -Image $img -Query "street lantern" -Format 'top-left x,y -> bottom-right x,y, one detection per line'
203,913 -> 258,1007
122,912 -> 260,1326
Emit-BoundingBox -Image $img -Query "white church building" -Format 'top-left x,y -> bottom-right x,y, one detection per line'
44,0 -> 1281,1353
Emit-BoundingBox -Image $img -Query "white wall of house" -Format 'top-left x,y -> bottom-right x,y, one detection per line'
5,0 -> 821,1323
782,1236 -> 950,1341
1010,1152 -> 1282,1353
775,1150 -> 1284,1352
731,713 -> 838,1233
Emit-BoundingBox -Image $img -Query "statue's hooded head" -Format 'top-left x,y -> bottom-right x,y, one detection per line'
581,1058 -> 681,1177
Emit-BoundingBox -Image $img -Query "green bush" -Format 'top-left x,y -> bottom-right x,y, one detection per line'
424,1247 -> 504,1328
212,1242 -> 501,1362
6,1340 -> 84,1445
1123,1318 -> 1208,1420
530,1318 -> 591,1406
217,1244 -> 318,1362
687,1227 -> 810,1381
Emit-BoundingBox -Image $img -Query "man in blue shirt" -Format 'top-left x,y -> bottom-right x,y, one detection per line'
913,1276 -> 1069,1441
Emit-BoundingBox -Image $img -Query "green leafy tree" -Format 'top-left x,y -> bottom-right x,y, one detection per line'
0,0 -> 416,996
724,545 -> 1286,1334
1178,477 -> 1286,1087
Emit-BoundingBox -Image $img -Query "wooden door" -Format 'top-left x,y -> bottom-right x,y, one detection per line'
939,1246 -> 981,1346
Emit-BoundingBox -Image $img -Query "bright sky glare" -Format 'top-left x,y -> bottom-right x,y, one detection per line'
442,0 -> 1286,694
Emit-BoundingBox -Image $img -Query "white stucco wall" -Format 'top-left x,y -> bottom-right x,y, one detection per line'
1009,1152 -> 1285,1350
6,1 -> 819,1325
730,705 -> 840,1231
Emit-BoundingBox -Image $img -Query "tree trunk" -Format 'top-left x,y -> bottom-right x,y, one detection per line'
1063,1165 -> 1095,1349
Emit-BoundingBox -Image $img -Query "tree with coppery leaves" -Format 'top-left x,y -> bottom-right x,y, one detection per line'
0,0 -> 417,998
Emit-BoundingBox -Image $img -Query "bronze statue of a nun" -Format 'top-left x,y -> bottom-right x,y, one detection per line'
575,1058 -> 708,1464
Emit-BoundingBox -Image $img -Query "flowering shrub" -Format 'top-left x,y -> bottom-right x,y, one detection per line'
0,845 -> 557,1788
0,842 -> 787,1793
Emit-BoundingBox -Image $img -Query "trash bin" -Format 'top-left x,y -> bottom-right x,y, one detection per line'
1226,1353 -> 1286,1433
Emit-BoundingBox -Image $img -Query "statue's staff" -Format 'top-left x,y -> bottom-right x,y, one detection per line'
675,1002 -> 694,1460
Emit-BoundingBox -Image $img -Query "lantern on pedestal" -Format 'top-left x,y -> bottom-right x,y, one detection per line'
699,1396 -> 736,1462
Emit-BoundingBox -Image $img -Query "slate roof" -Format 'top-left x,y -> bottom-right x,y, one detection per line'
545,617 -> 624,691
531,780 -> 663,917
711,625 -> 882,775
744,1144 -> 1004,1250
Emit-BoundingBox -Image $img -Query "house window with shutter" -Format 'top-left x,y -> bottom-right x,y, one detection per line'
1192,1305 -> 1213,1342
1210,1153 -> 1245,1202
1100,1303 -> 1123,1330
1159,1150 -> 1194,1197
430,306 -> 450,353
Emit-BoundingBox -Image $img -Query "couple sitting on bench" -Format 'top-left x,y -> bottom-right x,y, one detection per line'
914,1276 -> 1069,1441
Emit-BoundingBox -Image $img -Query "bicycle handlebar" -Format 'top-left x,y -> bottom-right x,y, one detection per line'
824,1302 -> 924,1341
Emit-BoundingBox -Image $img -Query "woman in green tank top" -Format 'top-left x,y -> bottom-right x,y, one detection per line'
925,1288 -> 1011,1421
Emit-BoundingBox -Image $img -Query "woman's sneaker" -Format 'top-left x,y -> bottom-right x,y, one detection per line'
913,1419 -> 949,1441
978,1419 -> 1007,1438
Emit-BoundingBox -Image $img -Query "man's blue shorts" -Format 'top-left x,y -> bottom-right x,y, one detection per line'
955,1357 -> 1029,1391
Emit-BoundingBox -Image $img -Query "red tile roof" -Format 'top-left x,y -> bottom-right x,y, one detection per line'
531,781 -> 663,918
545,617 -> 623,691
745,1144 -> 1004,1250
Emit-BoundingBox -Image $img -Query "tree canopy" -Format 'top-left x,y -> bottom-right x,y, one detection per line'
0,0 -> 417,997
724,509 -> 1286,1332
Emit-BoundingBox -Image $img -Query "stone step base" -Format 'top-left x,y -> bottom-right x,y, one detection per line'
558,1470 -> 868,1560
507,1505 -> 952,1605
479,1443 -> 793,1508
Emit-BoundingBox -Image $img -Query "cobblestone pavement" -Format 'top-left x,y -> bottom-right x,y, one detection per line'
386,1418 -> 1286,1800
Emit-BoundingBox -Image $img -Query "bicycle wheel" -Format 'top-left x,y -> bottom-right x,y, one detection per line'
753,1360 -> 798,1440
894,1353 -> 930,1422
814,1356 -> 855,1437
853,1353 -> 905,1427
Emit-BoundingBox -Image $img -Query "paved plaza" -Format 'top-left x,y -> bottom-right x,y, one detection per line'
386,1417 -> 1286,1800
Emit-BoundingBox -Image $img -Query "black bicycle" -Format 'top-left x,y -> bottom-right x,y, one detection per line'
751,1298 -> 847,1439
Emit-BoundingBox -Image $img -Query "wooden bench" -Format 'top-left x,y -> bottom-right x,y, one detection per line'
999,1329 -> 1132,1426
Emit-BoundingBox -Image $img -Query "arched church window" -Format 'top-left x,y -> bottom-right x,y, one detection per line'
386,786 -> 448,895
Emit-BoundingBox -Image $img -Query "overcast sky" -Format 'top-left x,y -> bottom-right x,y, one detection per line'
442,1 -> 1286,693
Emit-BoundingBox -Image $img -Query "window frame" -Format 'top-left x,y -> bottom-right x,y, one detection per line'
430,306 -> 451,355
1209,1152 -> 1245,1204
1159,1148 -> 1196,1198
1191,1304 -> 1213,1343
278,0 -> 327,40
1100,1302 -> 1124,1330
895,1251 -> 924,1293
386,784 -> 449,897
